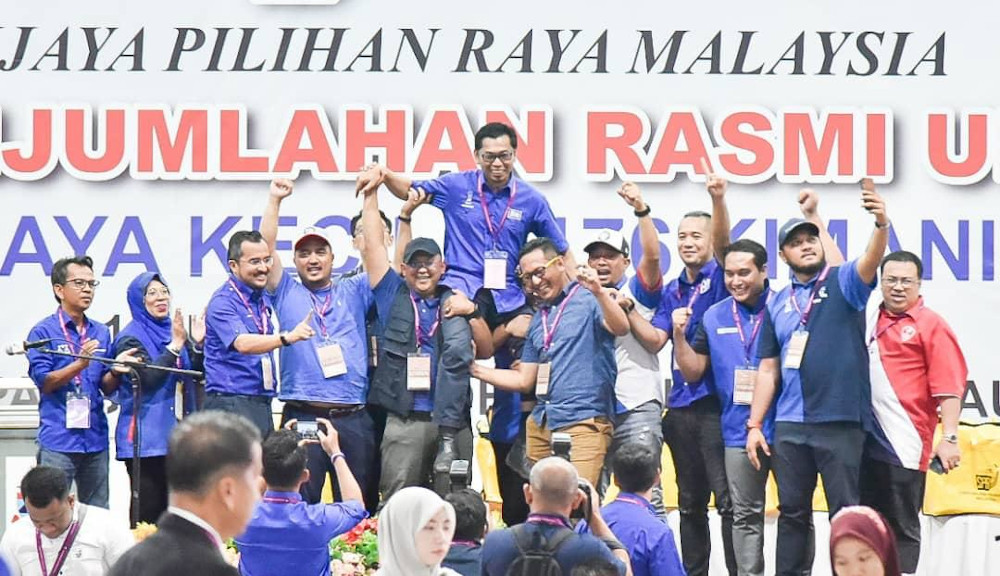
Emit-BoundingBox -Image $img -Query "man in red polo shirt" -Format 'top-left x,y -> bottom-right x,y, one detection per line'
863,250 -> 967,574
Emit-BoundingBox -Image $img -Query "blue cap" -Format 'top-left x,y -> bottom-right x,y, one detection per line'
778,218 -> 820,248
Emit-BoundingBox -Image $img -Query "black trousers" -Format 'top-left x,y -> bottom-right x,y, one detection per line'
860,454 -> 926,573
123,456 -> 168,527
491,440 -> 530,526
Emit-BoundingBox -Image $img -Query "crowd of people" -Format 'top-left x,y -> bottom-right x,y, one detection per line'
1,121 -> 968,576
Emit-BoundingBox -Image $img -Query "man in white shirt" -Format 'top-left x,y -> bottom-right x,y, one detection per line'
0,466 -> 133,576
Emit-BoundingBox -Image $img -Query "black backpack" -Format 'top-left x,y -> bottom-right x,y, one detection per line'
504,524 -> 575,576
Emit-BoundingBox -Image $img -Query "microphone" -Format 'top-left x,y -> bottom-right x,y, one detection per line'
4,338 -> 54,355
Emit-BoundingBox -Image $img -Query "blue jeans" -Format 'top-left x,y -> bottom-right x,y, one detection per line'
203,393 -> 274,440
38,447 -> 109,508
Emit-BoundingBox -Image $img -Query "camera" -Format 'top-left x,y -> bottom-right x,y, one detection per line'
575,480 -> 593,521
551,432 -> 572,461
449,460 -> 471,493
297,420 -> 319,440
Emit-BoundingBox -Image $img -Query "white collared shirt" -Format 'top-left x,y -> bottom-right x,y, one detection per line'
166,506 -> 227,556
0,503 -> 134,576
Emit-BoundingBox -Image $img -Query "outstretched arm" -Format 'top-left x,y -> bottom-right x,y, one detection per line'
356,164 -> 414,201
361,190 -> 392,289
617,182 -> 662,289
798,188 -> 844,266
856,179 -> 890,284
703,158 -> 731,263
261,178 -> 294,292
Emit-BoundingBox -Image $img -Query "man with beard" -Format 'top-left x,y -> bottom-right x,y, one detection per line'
204,230 -> 314,439
472,238 -> 630,486
746,179 -> 891,575
583,182 -> 665,510
257,178 -> 379,511
359,185 -> 493,500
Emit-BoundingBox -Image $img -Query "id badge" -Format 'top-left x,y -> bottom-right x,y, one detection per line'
406,353 -> 432,391
484,250 -> 508,290
535,362 -> 552,396
369,335 -> 378,368
785,331 -> 809,370
66,394 -> 90,429
317,342 -> 348,378
733,368 -> 757,405
175,383 -> 184,421
261,355 -> 275,391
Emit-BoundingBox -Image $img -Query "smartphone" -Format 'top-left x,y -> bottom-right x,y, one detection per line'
297,420 -> 318,440
929,455 -> 946,475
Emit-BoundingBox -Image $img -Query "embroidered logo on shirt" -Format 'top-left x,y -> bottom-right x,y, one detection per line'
699,278 -> 711,294
462,192 -> 475,209
901,325 -> 917,342
508,208 -> 523,221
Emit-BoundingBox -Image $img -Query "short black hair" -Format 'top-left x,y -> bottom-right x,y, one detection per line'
880,250 -> 923,278
570,559 -> 621,576
350,210 -> 393,236
722,239 -> 768,271
21,466 -> 69,508
518,237 -> 561,261
445,489 -> 487,542
166,411 -> 261,496
474,122 -> 518,151
611,442 -> 659,494
227,230 -> 267,262
262,430 -> 307,489
50,256 -> 94,303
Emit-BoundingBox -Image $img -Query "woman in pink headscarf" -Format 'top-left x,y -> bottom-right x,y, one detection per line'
829,505 -> 901,576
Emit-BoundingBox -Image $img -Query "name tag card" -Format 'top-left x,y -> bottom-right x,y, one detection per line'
317,342 -> 348,378
175,383 -> 185,421
535,362 -> 552,396
484,251 -> 508,290
407,353 -> 432,391
66,394 -> 90,429
261,355 -> 275,390
733,368 -> 757,405
785,331 -> 809,370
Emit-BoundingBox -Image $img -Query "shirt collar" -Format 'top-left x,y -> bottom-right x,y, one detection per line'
613,276 -> 627,290
168,506 -> 226,554
678,259 -> 717,287
479,170 -> 514,196
57,309 -> 90,331
789,264 -> 829,288
229,274 -> 262,301
543,281 -> 578,309
615,492 -> 655,512
879,296 -> 925,319
736,282 -> 772,315
526,512 -> 572,528
262,490 -> 303,502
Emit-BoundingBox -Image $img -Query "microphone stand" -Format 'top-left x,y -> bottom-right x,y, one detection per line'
39,348 -> 203,527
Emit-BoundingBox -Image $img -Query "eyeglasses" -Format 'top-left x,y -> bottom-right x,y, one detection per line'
882,277 -> 919,288
517,256 -> 561,283
405,258 -> 438,271
240,256 -> 273,268
480,150 -> 514,164
145,288 -> 170,298
63,279 -> 100,289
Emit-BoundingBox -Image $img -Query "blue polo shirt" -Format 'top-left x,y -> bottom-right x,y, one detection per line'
521,283 -> 617,430
691,288 -> 777,447
577,493 -> 685,576
204,276 -> 277,397
372,272 -> 439,412
236,489 -> 367,576
413,169 -> 568,314
757,260 -> 875,424
26,310 -> 112,453
482,514 -> 625,576
269,271 -> 373,405
651,260 -> 728,408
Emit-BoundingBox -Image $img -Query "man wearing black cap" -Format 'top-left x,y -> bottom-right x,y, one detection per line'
746,179 -> 891,574
358,183 -> 493,501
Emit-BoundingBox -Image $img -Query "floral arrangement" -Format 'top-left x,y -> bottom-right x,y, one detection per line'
330,517 -> 379,574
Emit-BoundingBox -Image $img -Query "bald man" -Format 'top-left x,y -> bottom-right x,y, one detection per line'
482,457 -> 627,575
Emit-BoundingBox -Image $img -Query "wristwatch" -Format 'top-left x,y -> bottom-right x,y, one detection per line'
943,432 -> 959,444
279,332 -> 291,347
621,299 -> 636,314
462,303 -> 482,320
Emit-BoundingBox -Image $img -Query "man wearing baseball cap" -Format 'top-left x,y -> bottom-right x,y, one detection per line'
746,180 -> 891,574
259,179 -> 379,512
358,184 -> 493,501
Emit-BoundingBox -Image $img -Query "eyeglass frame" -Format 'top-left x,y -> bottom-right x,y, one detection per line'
881,276 -> 920,288
234,256 -> 274,268
479,150 -> 515,164
517,256 -> 562,284
62,278 -> 100,289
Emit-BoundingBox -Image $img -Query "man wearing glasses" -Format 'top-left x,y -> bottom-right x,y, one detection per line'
203,230 -> 314,439
861,250 -> 967,573
26,256 -> 137,507
355,122 -> 576,329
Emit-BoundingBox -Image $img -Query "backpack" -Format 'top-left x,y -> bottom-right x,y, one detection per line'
504,524 -> 575,576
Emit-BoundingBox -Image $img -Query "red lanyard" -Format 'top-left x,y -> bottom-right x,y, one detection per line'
615,495 -> 651,510
309,290 -> 332,341
790,266 -> 830,328
57,308 -> 87,391
227,278 -> 269,334
541,285 -> 581,350
410,294 -> 440,347
868,310 -> 910,347
478,172 -> 518,245
732,293 -> 769,365
36,518 -> 81,576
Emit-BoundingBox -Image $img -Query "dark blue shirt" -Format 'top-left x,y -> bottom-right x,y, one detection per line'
578,493 -> 685,576
490,342 -> 523,444
521,283 -> 617,430
372,272 -> 439,412
443,542 -> 483,576
236,490 -> 367,576
26,310 -> 111,453
757,260 -> 875,424
651,260 -> 728,408
269,270 -> 373,404
413,169 -> 568,314
482,514 -> 625,576
204,277 -> 277,397
691,290 -> 777,448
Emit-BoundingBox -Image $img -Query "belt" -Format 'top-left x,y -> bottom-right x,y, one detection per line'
405,411 -> 433,422
285,401 -> 366,419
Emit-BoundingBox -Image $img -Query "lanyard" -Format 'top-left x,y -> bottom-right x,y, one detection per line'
36,519 -> 81,576
227,278 -> 269,334
526,513 -> 571,528
790,266 -> 830,328
615,495 -> 653,512
868,310 -> 910,347
478,172 -> 518,245
57,308 -> 87,392
541,285 -> 581,351
678,275 -> 708,310
309,290 -> 333,341
732,293 -> 769,365
262,496 -> 299,505
410,294 -> 440,347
